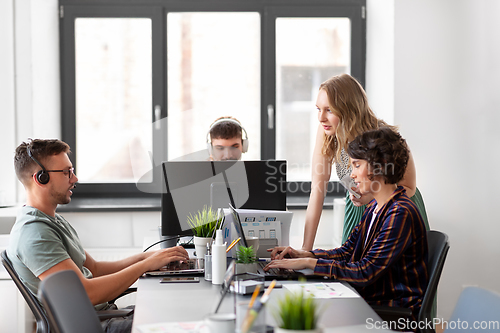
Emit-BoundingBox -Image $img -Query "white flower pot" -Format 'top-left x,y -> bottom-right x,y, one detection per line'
274,327 -> 323,333
235,263 -> 259,274
193,236 -> 212,259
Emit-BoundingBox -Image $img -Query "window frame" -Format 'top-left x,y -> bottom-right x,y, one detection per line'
60,5 -> 166,198
59,0 -> 366,202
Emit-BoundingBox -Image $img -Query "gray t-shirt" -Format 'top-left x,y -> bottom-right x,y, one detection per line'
7,206 -> 93,301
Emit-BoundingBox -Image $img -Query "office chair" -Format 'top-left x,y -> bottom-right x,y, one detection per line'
444,286 -> 500,333
1,250 -> 135,332
371,230 -> 450,333
1,250 -> 51,333
39,270 -> 104,333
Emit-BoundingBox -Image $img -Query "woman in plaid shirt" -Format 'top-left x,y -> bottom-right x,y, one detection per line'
265,128 -> 428,321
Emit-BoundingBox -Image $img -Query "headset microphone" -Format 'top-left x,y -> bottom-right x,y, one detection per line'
27,144 -> 50,185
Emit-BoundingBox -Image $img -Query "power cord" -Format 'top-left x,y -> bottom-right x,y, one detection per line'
143,236 -> 181,252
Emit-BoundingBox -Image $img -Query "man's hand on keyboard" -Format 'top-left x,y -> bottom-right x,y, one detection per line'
144,246 -> 190,272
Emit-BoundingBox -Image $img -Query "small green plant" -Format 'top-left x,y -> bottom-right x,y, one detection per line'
235,246 -> 257,264
273,290 -> 321,330
186,206 -> 223,238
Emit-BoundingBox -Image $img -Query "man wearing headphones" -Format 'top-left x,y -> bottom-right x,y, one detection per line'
207,116 -> 248,161
8,139 -> 189,333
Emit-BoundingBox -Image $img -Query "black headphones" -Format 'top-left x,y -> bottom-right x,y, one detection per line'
27,144 -> 50,185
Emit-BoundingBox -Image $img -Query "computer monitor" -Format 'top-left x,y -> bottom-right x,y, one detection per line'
161,160 -> 286,240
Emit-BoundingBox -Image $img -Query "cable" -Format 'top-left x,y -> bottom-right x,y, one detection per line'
178,236 -> 194,247
143,236 -> 181,252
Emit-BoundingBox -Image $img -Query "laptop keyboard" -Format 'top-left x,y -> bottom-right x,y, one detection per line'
257,261 -> 294,277
161,259 -> 196,271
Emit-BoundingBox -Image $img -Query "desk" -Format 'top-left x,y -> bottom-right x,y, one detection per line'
132,274 -> 390,333
133,236 -> 392,332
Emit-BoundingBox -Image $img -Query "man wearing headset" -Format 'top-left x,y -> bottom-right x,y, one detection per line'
207,116 -> 249,161
8,139 -> 189,333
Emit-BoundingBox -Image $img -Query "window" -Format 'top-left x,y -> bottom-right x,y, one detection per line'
166,12 -> 261,161
276,18 -> 350,182
60,0 -> 366,200
75,17 -> 153,183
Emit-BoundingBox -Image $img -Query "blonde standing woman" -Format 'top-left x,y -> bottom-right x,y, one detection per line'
302,74 -> 429,251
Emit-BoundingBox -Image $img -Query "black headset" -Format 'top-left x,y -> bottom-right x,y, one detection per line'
27,144 -> 50,185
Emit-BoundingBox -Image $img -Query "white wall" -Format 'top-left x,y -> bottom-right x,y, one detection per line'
391,0 -> 500,320
0,0 -> 17,207
9,0 -> 61,203
3,0 -> 500,324
365,0 -> 394,125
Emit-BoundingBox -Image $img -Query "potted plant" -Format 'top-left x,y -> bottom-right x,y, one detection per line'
186,206 -> 223,258
273,290 -> 323,333
235,245 -> 258,274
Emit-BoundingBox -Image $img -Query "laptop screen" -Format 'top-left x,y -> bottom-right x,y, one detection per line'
228,203 -> 248,248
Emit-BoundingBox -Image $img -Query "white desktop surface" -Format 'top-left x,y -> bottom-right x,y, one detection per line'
132,274 -> 385,332
134,236 -> 387,332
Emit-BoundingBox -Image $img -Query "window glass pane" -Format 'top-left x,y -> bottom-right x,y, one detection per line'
276,18 -> 350,181
75,18 -> 152,183
167,13 -> 260,161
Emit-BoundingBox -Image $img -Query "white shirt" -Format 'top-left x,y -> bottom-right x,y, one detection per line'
365,205 -> 379,247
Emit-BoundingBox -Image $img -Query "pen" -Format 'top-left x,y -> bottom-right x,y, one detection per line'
241,280 -> 277,333
226,239 -> 237,252
226,237 -> 241,253
248,284 -> 261,309
261,279 -> 276,302
227,238 -> 237,248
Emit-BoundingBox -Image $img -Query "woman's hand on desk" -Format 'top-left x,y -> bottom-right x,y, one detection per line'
143,246 -> 190,271
264,258 -> 318,271
268,246 -> 315,260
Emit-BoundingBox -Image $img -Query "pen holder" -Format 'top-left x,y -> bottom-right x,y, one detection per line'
204,254 -> 212,281
236,299 -> 266,333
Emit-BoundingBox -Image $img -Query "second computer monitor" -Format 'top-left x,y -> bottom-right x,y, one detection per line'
161,160 -> 286,237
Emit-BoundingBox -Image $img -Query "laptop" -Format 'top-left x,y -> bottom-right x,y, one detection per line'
144,258 -> 204,277
228,204 -> 316,280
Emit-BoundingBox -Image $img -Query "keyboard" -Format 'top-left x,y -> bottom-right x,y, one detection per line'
256,261 -> 296,278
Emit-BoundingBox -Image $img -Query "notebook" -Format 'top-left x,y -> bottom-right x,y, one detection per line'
144,258 -> 204,277
228,204 -> 316,280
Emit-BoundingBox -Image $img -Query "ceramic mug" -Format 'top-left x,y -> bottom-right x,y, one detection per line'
203,312 -> 236,333
246,236 -> 260,253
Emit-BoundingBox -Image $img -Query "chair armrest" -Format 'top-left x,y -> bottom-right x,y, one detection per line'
97,308 -> 134,320
371,305 -> 413,322
95,287 -> 137,320
108,287 -> 137,305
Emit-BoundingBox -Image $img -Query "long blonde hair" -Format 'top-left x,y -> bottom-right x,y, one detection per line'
320,74 -> 397,163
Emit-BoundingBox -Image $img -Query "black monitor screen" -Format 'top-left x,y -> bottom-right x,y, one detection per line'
161,160 -> 286,237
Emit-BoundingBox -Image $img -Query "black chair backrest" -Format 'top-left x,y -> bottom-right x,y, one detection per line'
1,250 -> 50,333
419,230 -> 450,333
39,270 -> 104,333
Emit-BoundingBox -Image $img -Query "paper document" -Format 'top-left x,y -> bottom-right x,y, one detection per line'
283,282 -> 360,299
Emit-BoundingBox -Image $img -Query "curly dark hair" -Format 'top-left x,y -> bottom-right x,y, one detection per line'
347,127 -> 409,185
209,117 -> 243,141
